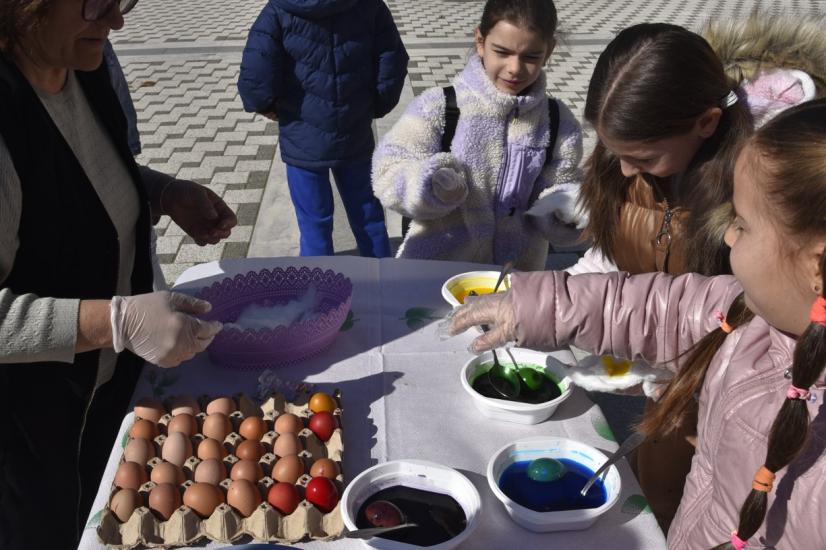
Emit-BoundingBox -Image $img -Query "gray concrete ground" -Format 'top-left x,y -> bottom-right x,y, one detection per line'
111,0 -> 815,441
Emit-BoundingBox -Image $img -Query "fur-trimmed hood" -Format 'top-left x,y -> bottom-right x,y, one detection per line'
701,12 -> 826,95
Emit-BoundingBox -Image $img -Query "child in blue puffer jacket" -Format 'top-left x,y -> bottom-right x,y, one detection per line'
238,0 -> 408,257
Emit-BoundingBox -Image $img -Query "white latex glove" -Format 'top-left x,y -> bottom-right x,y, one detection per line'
448,291 -> 516,352
111,291 -> 223,368
525,187 -> 588,230
431,166 -> 468,204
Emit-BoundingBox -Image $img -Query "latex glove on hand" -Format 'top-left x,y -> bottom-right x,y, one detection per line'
431,166 -> 468,205
524,186 -> 588,246
163,179 -> 238,245
448,291 -> 517,352
111,291 -> 223,368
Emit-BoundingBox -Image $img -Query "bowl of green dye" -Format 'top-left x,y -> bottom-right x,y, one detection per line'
487,436 -> 622,532
460,348 -> 572,424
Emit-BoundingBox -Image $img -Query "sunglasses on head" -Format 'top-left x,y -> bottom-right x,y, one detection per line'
82,0 -> 139,21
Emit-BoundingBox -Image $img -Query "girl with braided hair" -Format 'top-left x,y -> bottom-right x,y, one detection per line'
449,98 -> 826,548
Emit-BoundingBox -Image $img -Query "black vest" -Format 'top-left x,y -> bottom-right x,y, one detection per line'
0,57 -> 153,549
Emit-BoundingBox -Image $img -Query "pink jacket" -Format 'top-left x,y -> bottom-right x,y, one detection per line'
511,271 -> 826,549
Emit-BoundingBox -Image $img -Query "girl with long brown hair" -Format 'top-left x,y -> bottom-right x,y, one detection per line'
565,16 -> 824,531
450,98 -> 826,548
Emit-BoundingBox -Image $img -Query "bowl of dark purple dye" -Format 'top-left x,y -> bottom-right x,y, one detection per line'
340,459 -> 481,549
487,436 -> 621,532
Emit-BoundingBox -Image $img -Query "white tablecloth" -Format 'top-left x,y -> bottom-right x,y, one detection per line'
79,257 -> 666,550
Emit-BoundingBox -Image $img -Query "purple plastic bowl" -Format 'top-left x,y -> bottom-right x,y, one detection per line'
196,266 -> 353,369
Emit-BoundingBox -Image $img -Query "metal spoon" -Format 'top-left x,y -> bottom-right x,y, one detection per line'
580,432 -> 646,496
343,523 -> 420,540
471,262 -> 518,399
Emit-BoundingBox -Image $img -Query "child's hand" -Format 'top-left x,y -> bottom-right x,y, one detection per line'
432,166 -> 468,204
448,291 -> 517,352
526,188 -> 588,230
260,111 -> 278,121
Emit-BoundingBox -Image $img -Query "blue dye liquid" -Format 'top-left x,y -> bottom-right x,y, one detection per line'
498,459 -> 608,512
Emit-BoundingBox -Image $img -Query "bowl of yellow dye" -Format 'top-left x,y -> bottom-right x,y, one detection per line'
441,271 -> 511,308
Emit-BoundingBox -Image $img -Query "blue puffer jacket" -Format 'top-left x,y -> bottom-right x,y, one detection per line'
238,0 -> 409,169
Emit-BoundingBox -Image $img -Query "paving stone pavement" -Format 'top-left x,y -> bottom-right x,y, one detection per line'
111,0 -> 816,284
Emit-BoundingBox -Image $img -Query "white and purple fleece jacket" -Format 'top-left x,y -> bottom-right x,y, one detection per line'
372,54 -> 584,270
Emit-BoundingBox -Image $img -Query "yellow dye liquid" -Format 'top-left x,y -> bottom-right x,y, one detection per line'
455,287 -> 496,304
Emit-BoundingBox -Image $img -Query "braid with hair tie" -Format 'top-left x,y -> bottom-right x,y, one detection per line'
716,255 -> 826,549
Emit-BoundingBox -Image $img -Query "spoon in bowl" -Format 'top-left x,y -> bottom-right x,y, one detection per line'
579,431 -> 646,497
345,500 -> 418,539
473,262 -> 519,399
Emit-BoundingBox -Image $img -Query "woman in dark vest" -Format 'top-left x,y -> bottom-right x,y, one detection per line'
0,1 -> 237,548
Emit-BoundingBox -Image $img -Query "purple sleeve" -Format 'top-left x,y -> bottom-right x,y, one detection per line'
511,270 -> 742,369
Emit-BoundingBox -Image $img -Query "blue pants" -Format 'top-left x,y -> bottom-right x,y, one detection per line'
286,160 -> 391,257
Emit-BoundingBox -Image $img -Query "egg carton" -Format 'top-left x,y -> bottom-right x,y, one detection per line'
97,392 -> 344,548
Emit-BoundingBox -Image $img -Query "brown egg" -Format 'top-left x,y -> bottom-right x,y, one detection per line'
109,488 -> 142,523
197,437 -> 228,461
274,413 -> 304,435
226,479 -> 262,518
123,438 -> 155,466
166,413 -> 198,437
183,482 -> 225,518
271,454 -> 304,484
239,416 -> 268,441
202,413 -> 232,441
169,395 -> 201,416
194,458 -> 227,485
235,440 -> 265,462
114,461 -> 148,490
230,459 -> 264,483
273,433 -> 302,457
148,483 -> 182,521
161,432 -> 193,467
206,396 -> 236,416
309,458 -> 339,480
129,419 -> 159,440
150,462 -> 186,485
134,397 -> 165,423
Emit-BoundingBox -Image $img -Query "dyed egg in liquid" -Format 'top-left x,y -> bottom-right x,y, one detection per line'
453,286 -> 496,304
355,485 -> 466,546
498,459 -> 607,512
472,363 -> 562,404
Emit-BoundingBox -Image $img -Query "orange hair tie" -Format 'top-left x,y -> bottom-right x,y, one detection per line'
714,310 -> 733,333
751,466 -> 776,492
810,296 -> 826,327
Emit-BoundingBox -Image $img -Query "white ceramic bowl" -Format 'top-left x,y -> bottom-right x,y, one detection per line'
460,348 -> 573,425
487,437 -> 622,532
441,271 -> 511,308
340,459 -> 481,549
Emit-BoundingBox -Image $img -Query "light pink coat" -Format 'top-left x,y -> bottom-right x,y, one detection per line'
511,270 -> 826,549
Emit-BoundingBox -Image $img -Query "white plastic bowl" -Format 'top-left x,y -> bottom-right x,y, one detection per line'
340,459 -> 481,549
460,348 -> 573,424
441,270 -> 511,308
487,436 -> 621,532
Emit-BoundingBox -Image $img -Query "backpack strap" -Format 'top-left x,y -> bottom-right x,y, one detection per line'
403,86 -> 460,238
545,97 -> 560,163
441,85 -> 460,152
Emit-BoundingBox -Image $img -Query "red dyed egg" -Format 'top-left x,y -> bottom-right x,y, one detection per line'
308,411 -> 336,442
305,476 -> 339,513
266,482 -> 301,515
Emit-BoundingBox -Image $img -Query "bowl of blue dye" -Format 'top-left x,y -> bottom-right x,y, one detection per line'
460,348 -> 573,424
486,436 -> 621,532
